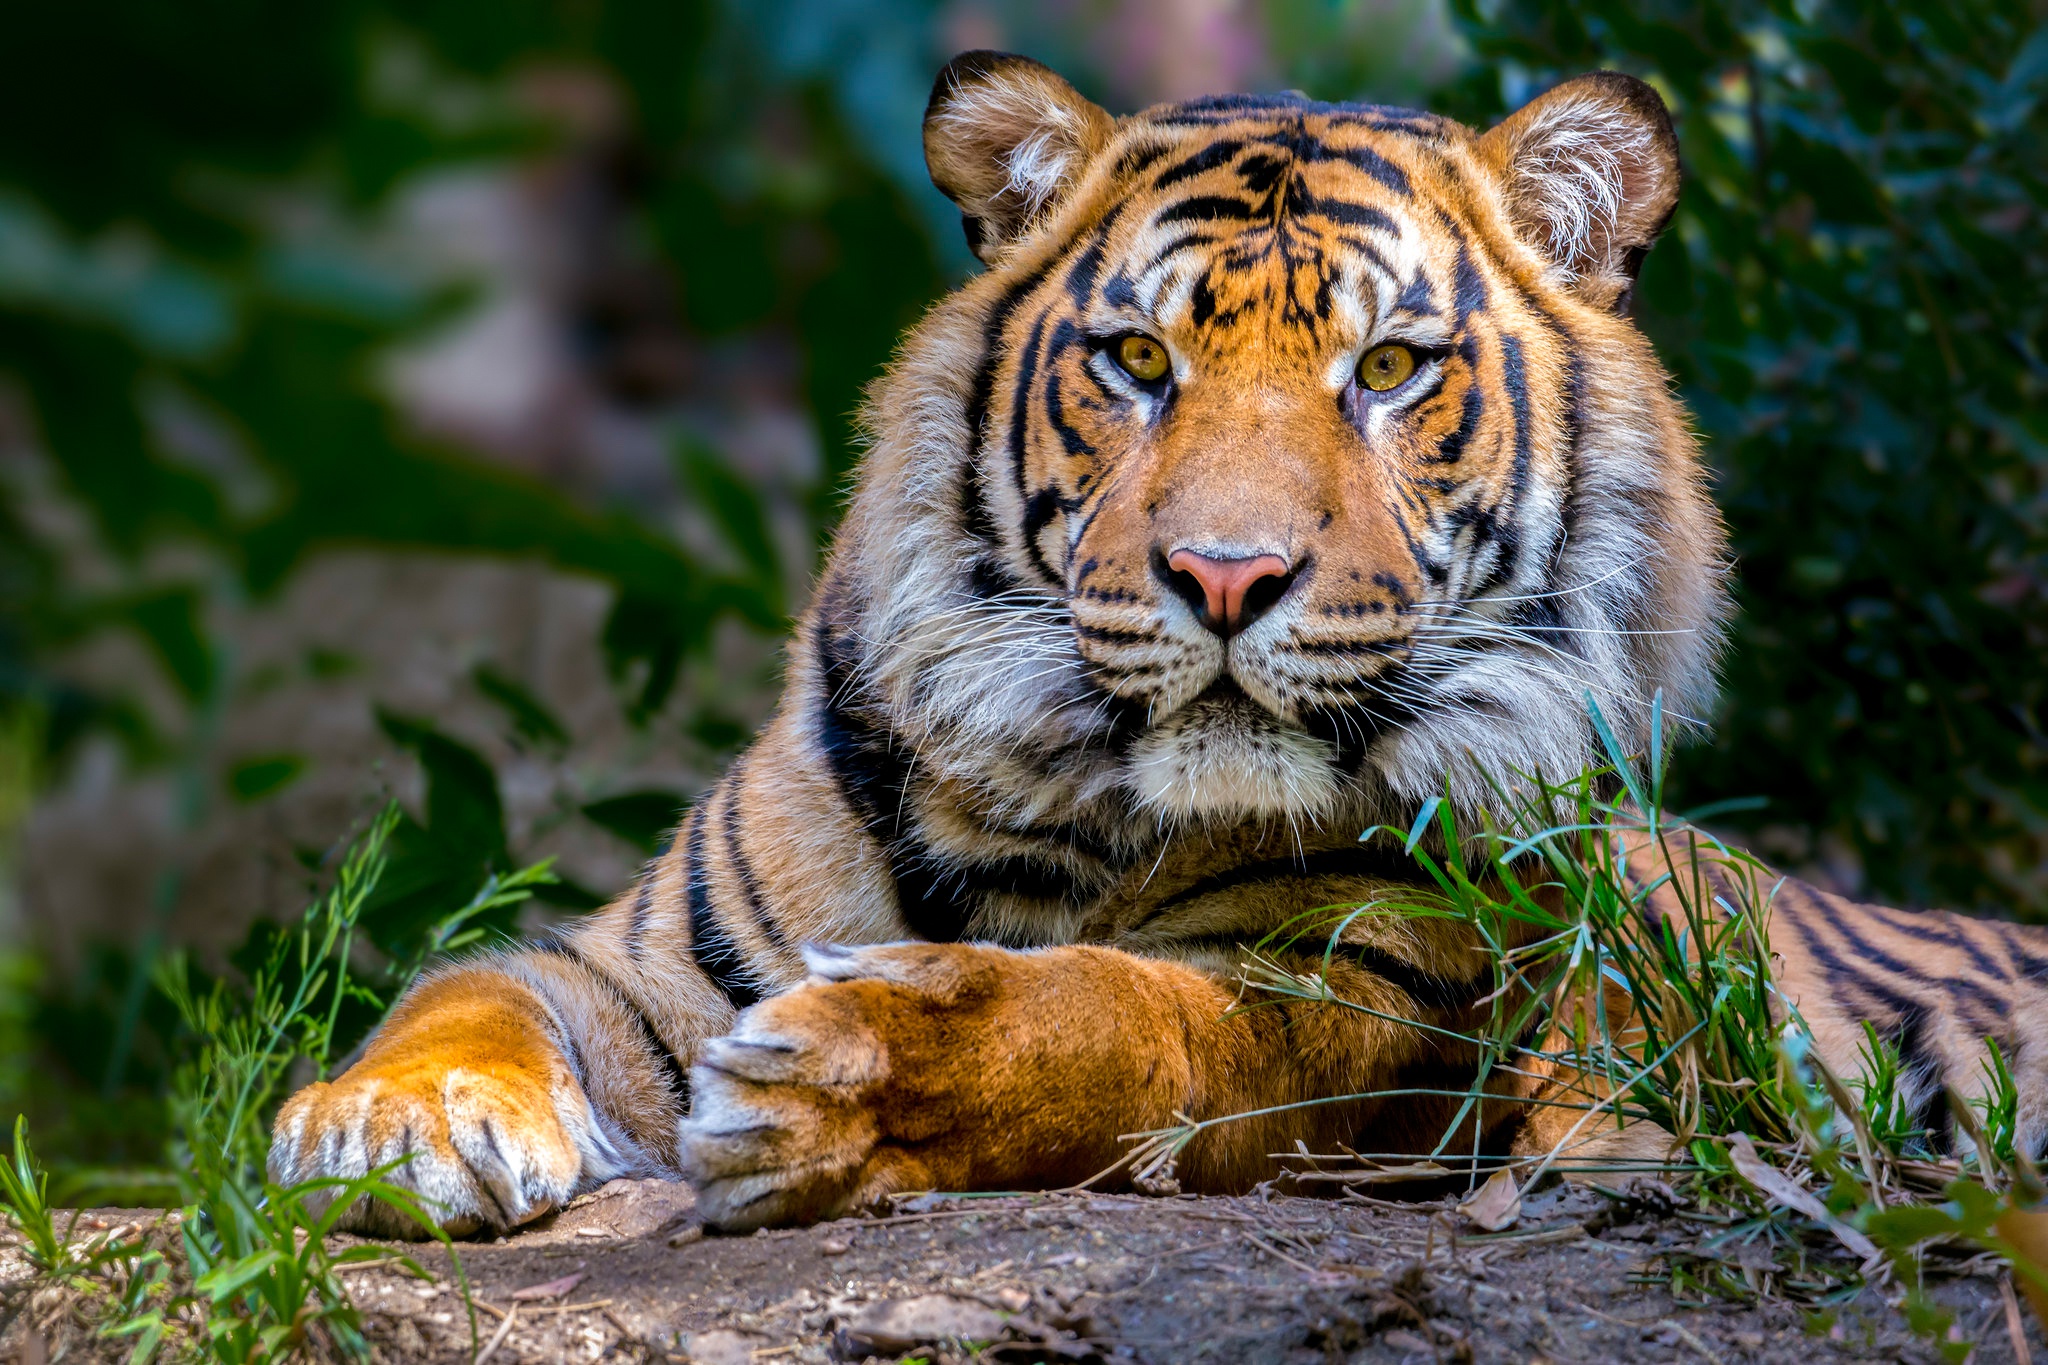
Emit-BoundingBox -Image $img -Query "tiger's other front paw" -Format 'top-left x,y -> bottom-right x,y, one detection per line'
268,978 -> 632,1238
679,941 -> 1163,1231
675,944 -> 938,1231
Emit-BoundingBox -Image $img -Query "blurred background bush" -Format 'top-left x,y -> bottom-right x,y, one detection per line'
0,0 -> 2042,1192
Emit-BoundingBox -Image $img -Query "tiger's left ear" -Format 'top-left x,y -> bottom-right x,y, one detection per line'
924,51 -> 1115,265
1477,72 -> 1680,312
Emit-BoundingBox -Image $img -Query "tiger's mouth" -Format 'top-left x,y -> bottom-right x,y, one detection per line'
1120,678 -> 1349,824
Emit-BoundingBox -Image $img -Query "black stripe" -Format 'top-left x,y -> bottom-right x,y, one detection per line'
1153,139 -> 1246,189
1451,237 -> 1488,324
1394,270 -> 1437,317
721,759 -> 788,956
1289,637 -> 1406,657
966,554 -> 1022,600
1061,209 -> 1121,308
1144,230 -> 1224,271
525,934 -> 690,1102
1326,107 -> 1447,135
1003,307 -> 1061,586
812,608 -> 968,942
1291,189 -> 1397,235
1479,333 -> 1533,592
625,865 -> 655,961
1155,195 -> 1257,225
1544,342 -> 1588,593
1300,693 -> 1414,770
1307,142 -> 1413,197
1145,844 -> 1427,921
1074,621 -> 1157,646
1114,142 -> 1171,179
1423,357 -> 1483,466
1798,884 -> 2009,1032
1891,1007 -> 1953,1149
1777,884 -> 1934,1026
1041,322 -> 1097,456
945,853 -> 1087,905
812,608 -> 1105,936
1174,933 -> 1486,1014
1353,944 -> 1489,1012
686,803 -> 763,1009
1861,900 -> 2010,982
960,258 -> 1060,548
1999,923 -> 2048,981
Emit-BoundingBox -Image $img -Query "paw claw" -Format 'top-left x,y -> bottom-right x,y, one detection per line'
696,1035 -> 805,1083
268,1055 -> 613,1238
799,940 -> 882,985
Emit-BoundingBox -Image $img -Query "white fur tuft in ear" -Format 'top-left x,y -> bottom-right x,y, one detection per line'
1001,123 -> 1078,217
1515,98 -> 1655,278
1478,72 -> 1680,310
924,52 -> 1114,264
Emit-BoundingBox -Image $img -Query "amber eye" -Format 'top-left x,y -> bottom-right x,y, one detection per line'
1358,343 -> 1417,393
1114,334 -> 1170,382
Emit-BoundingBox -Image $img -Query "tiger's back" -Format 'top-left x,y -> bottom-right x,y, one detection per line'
269,53 -> 2048,1236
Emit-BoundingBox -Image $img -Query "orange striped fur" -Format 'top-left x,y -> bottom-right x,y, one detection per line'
272,55 -> 2048,1236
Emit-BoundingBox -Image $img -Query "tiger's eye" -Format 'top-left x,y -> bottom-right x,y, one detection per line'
1115,335 -> 1170,382
1358,343 -> 1417,393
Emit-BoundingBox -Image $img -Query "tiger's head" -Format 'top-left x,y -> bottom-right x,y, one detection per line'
832,54 -> 1728,838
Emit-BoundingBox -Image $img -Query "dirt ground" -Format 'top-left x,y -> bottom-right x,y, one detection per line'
16,1177 -> 2038,1364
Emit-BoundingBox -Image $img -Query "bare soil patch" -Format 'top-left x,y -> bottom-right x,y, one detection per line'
9,1178 -> 2035,1363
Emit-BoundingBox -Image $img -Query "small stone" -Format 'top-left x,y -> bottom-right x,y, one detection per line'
836,1294 -> 1012,1353
819,1238 -> 850,1255
1383,1329 -> 1433,1353
678,1329 -> 767,1365
988,1286 -> 1031,1313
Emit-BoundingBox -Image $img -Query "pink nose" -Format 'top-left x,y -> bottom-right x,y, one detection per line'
1165,549 -> 1293,637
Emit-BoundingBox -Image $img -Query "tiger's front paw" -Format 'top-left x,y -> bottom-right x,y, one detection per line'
679,942 -> 1017,1231
268,979 -> 628,1238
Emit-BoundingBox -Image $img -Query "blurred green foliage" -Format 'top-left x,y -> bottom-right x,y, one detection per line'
0,0 -> 941,740
1437,0 -> 2048,913
0,0 -> 945,1176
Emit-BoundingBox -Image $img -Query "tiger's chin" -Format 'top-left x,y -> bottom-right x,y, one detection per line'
1122,688 -> 1346,824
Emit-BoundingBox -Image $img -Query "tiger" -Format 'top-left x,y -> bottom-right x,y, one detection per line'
270,52 -> 2048,1238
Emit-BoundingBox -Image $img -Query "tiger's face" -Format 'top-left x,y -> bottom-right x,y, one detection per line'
849,56 -> 1727,835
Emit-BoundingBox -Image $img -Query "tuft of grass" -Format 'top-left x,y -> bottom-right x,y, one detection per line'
1117,692 -> 1793,1191
0,800 -> 558,1361
0,1115 -> 69,1277
1114,691 -> 2048,1357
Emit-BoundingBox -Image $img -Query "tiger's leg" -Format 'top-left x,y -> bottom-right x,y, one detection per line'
679,941 -> 1493,1230
266,931 -> 719,1238
267,728 -> 851,1237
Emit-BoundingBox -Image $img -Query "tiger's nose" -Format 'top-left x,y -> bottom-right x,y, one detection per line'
1161,548 -> 1295,638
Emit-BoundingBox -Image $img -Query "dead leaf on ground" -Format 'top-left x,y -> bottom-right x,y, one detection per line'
1995,1205 -> 2048,1331
509,1271 -> 586,1301
1727,1132 -> 1877,1260
1460,1168 -> 1522,1232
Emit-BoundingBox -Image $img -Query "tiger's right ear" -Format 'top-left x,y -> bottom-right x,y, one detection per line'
924,51 -> 1114,265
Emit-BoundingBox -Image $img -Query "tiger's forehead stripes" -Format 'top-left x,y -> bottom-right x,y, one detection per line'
1095,117 -> 1429,347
